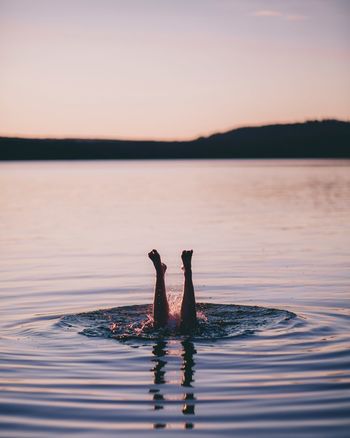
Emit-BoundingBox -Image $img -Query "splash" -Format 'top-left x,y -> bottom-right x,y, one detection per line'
107,291 -> 207,336
58,302 -> 296,341
162,290 -> 208,329
165,291 -> 182,329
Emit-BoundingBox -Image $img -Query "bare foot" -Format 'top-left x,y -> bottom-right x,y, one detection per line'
181,250 -> 193,272
148,249 -> 166,274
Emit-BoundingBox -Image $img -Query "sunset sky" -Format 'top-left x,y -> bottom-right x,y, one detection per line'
0,0 -> 349,140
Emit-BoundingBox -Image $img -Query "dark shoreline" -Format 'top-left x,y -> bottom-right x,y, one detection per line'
1,120 -> 349,160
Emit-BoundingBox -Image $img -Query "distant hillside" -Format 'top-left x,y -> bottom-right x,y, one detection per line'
1,120 -> 349,160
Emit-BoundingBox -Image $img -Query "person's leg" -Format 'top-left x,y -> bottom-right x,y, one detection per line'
180,250 -> 197,332
148,249 -> 169,328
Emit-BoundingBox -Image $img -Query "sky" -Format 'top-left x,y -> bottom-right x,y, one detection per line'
0,0 -> 349,140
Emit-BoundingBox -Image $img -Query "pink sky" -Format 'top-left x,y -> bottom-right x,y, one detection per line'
0,0 -> 349,140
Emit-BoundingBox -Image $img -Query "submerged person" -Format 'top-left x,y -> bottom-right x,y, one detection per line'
148,249 -> 197,333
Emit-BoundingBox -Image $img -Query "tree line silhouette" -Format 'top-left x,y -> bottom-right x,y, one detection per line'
1,120 -> 349,160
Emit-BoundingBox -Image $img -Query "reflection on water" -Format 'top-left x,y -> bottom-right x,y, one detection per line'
181,340 -> 196,429
150,340 -> 197,429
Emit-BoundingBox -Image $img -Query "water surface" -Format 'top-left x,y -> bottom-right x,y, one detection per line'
1,159 -> 349,437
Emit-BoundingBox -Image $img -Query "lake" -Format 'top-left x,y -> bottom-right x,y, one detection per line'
1,159 -> 349,437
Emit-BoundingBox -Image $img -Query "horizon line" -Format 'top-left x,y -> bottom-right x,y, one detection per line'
0,118 -> 348,143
